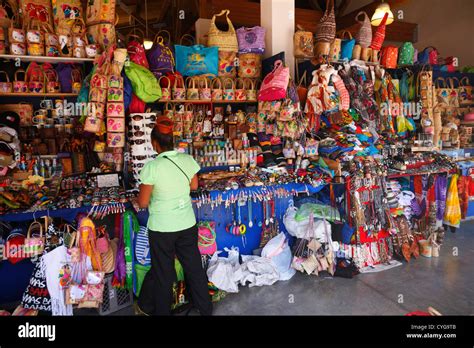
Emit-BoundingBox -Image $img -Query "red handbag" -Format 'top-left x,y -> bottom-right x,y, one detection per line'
6,233 -> 27,264
258,60 -> 289,102
370,12 -> 389,51
380,46 -> 399,69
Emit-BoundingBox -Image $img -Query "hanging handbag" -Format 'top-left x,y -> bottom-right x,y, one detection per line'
147,30 -> 175,79
262,52 -> 285,78
24,221 -> 45,257
56,20 -> 73,57
435,77 -> 452,107
244,78 -> 257,101
235,78 -> 246,101
85,0 -> 116,25
71,68 -> 82,94
380,45 -> 398,69
328,38 -> 341,61
238,53 -> 261,78
315,0 -> 336,43
158,75 -> 172,101
51,0 -> 83,29
71,18 -> 87,58
0,71 -> 13,93
8,16 -> 25,44
354,11 -> 372,48
86,20 -> 116,49
236,26 -> 265,54
458,77 -> 472,106
340,31 -> 355,60
95,226 -> 109,254
418,46 -> 438,65
211,77 -> 223,101
172,74 -> 186,101
26,19 -> 44,50
44,67 -> 61,93
222,77 -> 235,101
398,42 -> 415,66
19,0 -> 53,26
107,132 -> 125,147
217,50 -> 237,78
175,44 -> 218,77
197,221 -> 217,255
258,60 -> 289,102
186,76 -> 199,100
27,65 -> 45,93
6,232 -> 27,264
294,25 -> 313,58
13,70 -> 28,93
370,12 -> 389,51
127,30 -> 149,67
207,9 -> 238,52
198,76 -> 212,101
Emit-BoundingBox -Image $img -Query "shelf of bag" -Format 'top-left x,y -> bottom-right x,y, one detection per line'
0,54 -> 94,63
0,92 -> 78,97
155,100 -> 258,104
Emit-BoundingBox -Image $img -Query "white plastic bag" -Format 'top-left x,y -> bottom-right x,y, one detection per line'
206,247 -> 241,293
238,255 -> 280,287
283,205 -> 331,242
261,233 -> 296,281
283,206 -> 311,239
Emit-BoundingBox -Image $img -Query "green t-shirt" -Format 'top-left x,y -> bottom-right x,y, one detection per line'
140,151 -> 200,232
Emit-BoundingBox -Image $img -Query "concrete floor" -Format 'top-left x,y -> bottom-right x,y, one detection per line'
211,221 -> 474,315
107,221 -> 473,316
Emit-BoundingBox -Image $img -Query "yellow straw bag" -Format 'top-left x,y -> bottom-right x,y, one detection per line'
207,9 -> 238,52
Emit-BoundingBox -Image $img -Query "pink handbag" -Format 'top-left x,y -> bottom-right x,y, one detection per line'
258,60 -> 289,101
197,221 -> 217,255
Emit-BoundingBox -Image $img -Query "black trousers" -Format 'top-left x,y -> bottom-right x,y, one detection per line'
138,225 -> 213,315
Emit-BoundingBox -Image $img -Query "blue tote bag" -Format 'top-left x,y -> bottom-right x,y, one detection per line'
175,44 -> 218,77
340,31 -> 355,60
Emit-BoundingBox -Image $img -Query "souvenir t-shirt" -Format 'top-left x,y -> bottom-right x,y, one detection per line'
140,150 -> 200,232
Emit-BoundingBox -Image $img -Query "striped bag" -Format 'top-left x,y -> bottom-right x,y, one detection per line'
134,226 -> 151,266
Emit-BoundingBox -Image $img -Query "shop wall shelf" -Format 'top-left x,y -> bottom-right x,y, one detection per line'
0,92 -> 78,97
155,100 -> 257,104
0,54 -> 94,64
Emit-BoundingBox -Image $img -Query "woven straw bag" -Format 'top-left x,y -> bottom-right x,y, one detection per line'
355,11 -> 372,48
207,9 -> 238,52
315,0 -> 336,43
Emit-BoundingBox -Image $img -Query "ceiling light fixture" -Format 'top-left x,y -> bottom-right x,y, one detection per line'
143,0 -> 153,50
371,1 -> 394,26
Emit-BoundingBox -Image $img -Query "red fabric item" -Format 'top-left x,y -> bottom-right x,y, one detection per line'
127,41 -> 149,68
458,176 -> 470,219
156,116 -> 173,135
129,94 -> 146,114
6,235 -> 27,264
370,12 -> 389,51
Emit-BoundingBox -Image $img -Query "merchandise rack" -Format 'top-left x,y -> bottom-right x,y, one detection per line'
0,93 -> 79,97
0,54 -> 94,63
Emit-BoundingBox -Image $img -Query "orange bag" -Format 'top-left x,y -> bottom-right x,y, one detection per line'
380,46 -> 398,69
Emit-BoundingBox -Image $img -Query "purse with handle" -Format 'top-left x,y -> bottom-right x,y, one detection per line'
354,11 -> 372,48
207,9 -> 238,52
24,221 -> 45,257
236,26 -> 265,54
258,60 -> 289,102
315,0 -> 336,43
294,25 -> 313,58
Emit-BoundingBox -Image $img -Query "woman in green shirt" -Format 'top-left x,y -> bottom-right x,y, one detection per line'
136,116 -> 212,316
